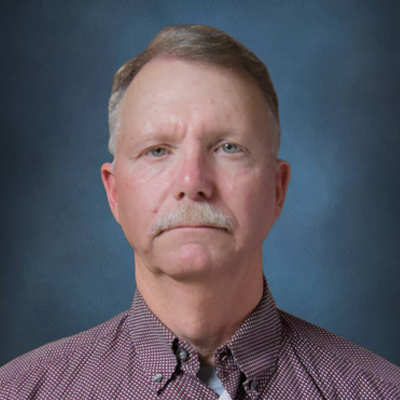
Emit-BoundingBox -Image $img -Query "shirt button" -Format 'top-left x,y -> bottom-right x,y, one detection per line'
220,348 -> 232,361
176,347 -> 189,362
152,373 -> 163,383
249,380 -> 259,392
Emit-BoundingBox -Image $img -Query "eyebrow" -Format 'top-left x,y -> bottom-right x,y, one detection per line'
128,131 -> 181,147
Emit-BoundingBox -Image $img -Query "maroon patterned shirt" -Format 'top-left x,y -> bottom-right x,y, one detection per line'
1,279 -> 399,399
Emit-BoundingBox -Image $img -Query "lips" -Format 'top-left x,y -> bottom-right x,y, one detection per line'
159,224 -> 225,235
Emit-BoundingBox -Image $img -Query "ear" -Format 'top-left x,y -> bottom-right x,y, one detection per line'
101,162 -> 120,224
274,159 -> 291,220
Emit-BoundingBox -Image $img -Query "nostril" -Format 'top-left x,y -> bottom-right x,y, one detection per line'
177,190 -> 206,201
197,191 -> 209,199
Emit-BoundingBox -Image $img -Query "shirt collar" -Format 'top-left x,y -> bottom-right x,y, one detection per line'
127,290 -> 179,392
127,277 -> 282,394
127,289 -> 202,393
225,277 -> 282,378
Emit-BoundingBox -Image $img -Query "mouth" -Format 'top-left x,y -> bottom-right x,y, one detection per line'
159,225 -> 228,235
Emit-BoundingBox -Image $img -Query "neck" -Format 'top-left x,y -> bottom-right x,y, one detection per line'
135,258 -> 264,366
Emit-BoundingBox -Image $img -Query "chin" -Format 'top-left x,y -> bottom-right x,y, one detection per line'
157,243 -> 227,282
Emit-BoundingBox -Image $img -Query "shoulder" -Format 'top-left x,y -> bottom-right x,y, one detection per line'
0,310 -> 131,394
278,309 -> 400,395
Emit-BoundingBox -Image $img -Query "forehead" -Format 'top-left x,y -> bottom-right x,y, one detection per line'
118,58 -> 275,142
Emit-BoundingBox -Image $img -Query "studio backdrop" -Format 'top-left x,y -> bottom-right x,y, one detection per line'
1,0 -> 399,367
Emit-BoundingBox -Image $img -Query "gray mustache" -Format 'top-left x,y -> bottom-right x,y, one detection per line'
151,202 -> 234,235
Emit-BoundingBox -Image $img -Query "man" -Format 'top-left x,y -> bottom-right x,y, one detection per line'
0,25 -> 399,400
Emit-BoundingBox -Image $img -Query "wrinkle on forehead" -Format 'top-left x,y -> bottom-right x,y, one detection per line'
117,58 -> 276,152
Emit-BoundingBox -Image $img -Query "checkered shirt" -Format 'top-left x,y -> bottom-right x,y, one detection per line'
1,279 -> 399,399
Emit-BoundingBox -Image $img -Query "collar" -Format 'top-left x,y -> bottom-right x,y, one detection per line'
218,277 -> 282,398
127,277 -> 282,397
127,289 -> 202,394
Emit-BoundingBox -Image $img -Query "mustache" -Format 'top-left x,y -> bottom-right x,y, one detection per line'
151,202 -> 234,236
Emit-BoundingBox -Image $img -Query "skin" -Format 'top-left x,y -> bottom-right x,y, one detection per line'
101,58 -> 290,365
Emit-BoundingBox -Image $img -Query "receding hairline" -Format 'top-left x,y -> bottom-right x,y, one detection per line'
119,55 -> 280,136
108,25 -> 281,158
121,54 -> 276,107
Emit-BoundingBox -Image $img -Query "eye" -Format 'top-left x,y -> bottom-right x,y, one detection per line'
149,146 -> 167,157
220,142 -> 239,154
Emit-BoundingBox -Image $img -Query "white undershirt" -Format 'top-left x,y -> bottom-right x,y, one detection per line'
197,366 -> 232,399
218,390 -> 232,400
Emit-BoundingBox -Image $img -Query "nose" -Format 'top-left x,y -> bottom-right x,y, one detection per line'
172,148 -> 214,201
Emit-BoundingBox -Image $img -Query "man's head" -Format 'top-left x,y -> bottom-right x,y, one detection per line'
108,25 -> 281,160
101,25 -> 290,288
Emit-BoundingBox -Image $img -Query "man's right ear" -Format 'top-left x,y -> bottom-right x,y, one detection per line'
101,162 -> 120,224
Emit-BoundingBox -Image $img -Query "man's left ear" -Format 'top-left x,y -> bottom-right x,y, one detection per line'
274,159 -> 291,219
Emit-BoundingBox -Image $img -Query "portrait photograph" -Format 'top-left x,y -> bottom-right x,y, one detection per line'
0,1 -> 399,398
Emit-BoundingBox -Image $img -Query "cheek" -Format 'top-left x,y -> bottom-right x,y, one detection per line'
116,167 -> 171,223
226,170 -> 277,234
224,167 -> 275,207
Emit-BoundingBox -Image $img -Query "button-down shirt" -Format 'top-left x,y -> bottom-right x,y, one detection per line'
1,279 -> 399,399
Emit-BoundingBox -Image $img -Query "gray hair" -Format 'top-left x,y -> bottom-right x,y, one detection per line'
108,25 -> 281,158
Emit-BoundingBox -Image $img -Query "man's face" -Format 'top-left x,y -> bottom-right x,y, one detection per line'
102,58 -> 290,282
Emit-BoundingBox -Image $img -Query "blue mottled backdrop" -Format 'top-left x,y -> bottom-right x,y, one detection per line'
1,0 -> 399,366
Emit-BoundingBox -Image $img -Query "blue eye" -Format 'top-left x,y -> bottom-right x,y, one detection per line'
220,143 -> 238,153
149,147 -> 166,157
